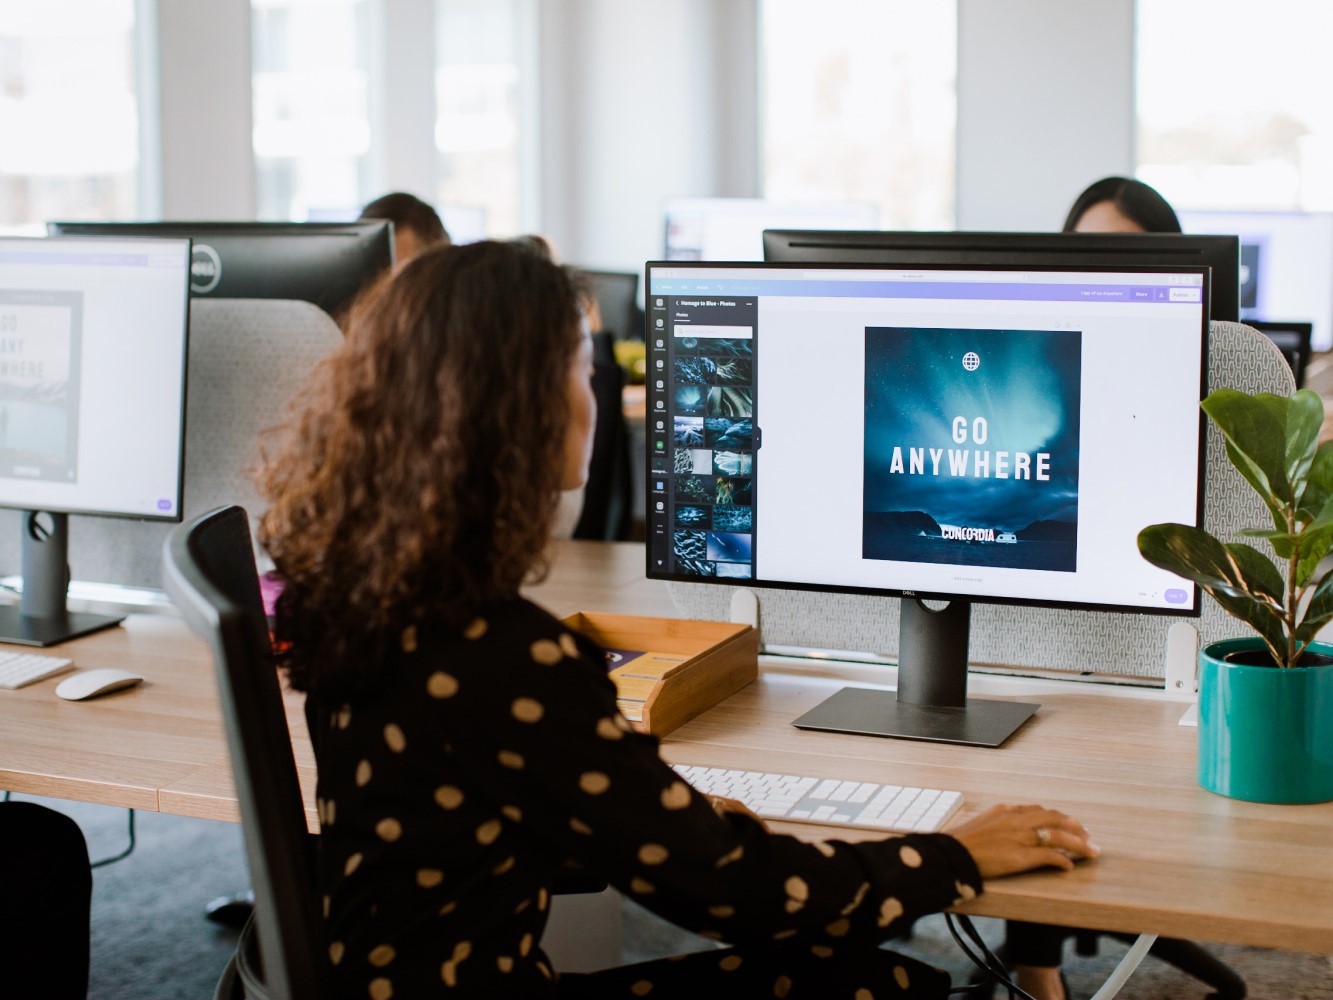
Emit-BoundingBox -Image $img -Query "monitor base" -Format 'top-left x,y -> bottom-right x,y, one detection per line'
791,686 -> 1039,748
0,606 -> 126,647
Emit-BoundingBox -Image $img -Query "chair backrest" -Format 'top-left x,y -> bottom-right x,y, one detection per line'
163,505 -> 322,1000
0,298 -> 343,590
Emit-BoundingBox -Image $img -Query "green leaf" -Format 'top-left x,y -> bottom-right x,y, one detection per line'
1203,390 -> 1292,505
1296,523 -> 1333,589
1224,542 -> 1285,602
1138,524 -> 1290,660
1299,442 -> 1333,522
1223,440 -> 1288,554
1295,570 -> 1333,647
1284,389 -> 1324,506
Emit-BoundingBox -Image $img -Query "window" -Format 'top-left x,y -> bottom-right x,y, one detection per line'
434,0 -> 530,239
252,0 -> 374,220
761,0 -> 957,230
0,1 -> 141,231
1137,0 -> 1333,210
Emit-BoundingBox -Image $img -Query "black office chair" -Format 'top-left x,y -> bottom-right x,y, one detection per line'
573,331 -> 634,541
162,505 -> 324,1000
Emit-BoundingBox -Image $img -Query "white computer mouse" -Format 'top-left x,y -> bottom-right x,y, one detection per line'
55,667 -> 145,701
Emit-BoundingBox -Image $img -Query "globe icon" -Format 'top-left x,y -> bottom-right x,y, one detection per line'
962,351 -> 980,371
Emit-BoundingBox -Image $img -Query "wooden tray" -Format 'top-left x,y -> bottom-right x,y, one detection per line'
563,612 -> 758,737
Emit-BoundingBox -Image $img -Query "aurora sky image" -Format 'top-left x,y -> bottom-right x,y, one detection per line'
862,326 -> 1082,571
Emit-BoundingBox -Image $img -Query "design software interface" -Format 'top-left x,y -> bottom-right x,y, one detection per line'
645,263 -> 1208,614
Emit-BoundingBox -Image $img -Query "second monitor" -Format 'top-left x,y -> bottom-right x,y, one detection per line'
47,221 -> 393,320
763,230 -> 1240,323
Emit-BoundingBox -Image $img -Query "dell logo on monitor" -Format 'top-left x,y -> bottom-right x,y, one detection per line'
190,244 -> 222,294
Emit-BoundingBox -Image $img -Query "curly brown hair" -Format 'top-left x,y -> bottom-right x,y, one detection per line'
259,240 -> 583,694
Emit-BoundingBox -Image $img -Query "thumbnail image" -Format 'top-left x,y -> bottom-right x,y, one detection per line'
705,417 -> 753,450
674,475 -> 714,505
862,326 -> 1082,572
0,291 -> 83,483
711,505 -> 752,533
713,451 -> 752,477
674,356 -> 716,385
675,505 -> 709,528
707,386 -> 753,418
714,476 -> 753,506
715,562 -> 753,579
672,530 -> 714,576
675,336 -> 753,358
674,448 -> 713,475
707,531 -> 753,563
711,358 -> 752,384
674,416 -> 704,447
674,385 -> 706,415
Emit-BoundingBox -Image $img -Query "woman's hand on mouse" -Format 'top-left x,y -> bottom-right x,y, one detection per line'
949,803 -> 1099,878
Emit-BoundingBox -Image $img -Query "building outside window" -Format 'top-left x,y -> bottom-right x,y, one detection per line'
252,0 -> 374,220
434,0 -> 529,240
761,0 -> 957,230
1137,0 -> 1333,211
0,1 -> 141,232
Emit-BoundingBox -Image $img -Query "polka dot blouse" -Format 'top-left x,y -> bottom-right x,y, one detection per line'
306,598 -> 983,998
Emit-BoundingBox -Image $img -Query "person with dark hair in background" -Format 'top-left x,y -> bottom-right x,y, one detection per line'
1062,176 -> 1181,234
258,239 -> 1098,999
360,192 -> 451,270
0,801 -> 92,998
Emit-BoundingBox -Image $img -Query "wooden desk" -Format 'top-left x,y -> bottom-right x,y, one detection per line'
2,540 -> 1331,955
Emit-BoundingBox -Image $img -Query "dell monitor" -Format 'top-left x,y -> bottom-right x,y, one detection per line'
664,198 -> 880,262
0,236 -> 191,644
762,230 -> 1239,323
645,260 -> 1208,746
46,221 -> 392,320
1177,209 -> 1333,351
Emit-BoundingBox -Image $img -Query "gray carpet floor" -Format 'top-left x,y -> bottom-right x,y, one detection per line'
16,795 -> 1331,999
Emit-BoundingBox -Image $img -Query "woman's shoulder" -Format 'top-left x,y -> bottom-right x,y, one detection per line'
412,597 -> 606,673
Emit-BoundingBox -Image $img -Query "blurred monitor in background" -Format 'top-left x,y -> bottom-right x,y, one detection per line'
663,197 -> 879,261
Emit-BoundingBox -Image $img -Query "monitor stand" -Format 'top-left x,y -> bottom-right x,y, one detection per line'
0,511 -> 125,646
790,598 -> 1039,748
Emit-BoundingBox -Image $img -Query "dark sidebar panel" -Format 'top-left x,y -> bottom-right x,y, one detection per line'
647,290 -> 758,582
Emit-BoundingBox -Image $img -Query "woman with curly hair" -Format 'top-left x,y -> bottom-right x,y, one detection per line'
260,240 -> 1097,999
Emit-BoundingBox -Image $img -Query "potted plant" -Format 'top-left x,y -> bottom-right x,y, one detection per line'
1138,387 -> 1333,804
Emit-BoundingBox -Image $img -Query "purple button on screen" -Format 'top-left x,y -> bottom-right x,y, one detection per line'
157,499 -> 173,511
1165,588 -> 1188,604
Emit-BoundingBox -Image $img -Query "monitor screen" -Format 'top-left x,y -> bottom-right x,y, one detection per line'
46,221 -> 392,319
1177,210 -> 1333,351
643,261 -> 1209,745
0,237 -> 189,520
762,230 -> 1240,323
0,236 -> 191,644
663,198 -> 879,262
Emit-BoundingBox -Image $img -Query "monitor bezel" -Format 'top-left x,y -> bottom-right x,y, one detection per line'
643,258 -> 1209,620
0,234 -> 192,524
761,229 -> 1238,323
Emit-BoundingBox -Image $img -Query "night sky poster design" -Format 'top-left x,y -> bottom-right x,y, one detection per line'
863,327 -> 1082,572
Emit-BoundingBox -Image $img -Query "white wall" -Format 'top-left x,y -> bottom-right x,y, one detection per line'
955,0 -> 1135,231
153,0 -> 255,219
536,0 -> 760,270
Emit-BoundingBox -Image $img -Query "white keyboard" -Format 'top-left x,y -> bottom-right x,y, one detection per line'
0,650 -> 74,689
674,764 -> 964,834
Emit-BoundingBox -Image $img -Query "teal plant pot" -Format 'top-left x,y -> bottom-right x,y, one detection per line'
1198,637 -> 1333,803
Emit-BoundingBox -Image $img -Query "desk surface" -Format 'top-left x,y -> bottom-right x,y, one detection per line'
2,540 -> 1330,954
